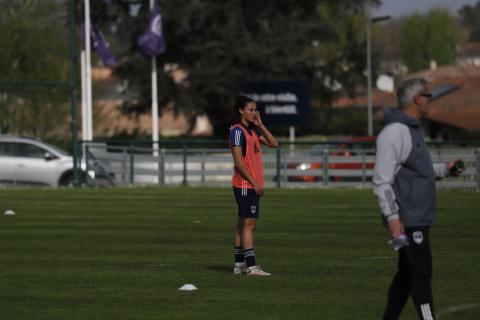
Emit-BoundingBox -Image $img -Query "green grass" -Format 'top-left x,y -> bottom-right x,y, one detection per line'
0,188 -> 479,319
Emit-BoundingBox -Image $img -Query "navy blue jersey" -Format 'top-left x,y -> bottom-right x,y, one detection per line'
229,125 -> 252,157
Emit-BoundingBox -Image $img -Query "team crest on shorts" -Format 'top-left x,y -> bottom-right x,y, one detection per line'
413,231 -> 423,244
250,206 -> 257,214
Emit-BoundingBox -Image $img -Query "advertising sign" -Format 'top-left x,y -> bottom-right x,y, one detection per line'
242,80 -> 311,126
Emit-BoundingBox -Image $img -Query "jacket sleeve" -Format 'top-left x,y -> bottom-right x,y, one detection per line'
372,124 -> 412,221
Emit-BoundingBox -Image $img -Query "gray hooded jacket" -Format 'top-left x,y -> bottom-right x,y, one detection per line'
373,108 -> 448,227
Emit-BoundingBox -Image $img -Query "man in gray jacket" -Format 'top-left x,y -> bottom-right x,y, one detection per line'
373,78 -> 464,320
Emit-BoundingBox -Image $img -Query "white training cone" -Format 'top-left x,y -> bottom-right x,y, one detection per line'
179,284 -> 198,291
4,209 -> 15,216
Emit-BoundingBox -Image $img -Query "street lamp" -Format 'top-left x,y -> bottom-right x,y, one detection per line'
366,15 -> 391,136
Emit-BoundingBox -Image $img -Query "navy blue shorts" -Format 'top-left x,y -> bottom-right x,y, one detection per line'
233,187 -> 260,219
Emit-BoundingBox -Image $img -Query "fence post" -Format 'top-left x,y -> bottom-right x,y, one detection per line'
361,151 -> 366,186
85,145 -> 90,186
122,148 -> 127,184
477,148 -> 480,192
201,151 -> 206,185
160,148 -> 165,187
157,149 -> 162,186
323,149 -> 329,187
182,143 -> 187,186
276,145 -> 281,188
129,143 -> 134,185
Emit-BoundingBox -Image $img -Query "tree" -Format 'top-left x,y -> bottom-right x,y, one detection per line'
0,0 -> 71,141
312,4 -> 369,125
90,0 -> 378,137
373,19 -> 404,64
459,1 -> 480,42
401,9 -> 461,71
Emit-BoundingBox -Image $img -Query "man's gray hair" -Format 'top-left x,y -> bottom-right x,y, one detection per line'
396,78 -> 427,109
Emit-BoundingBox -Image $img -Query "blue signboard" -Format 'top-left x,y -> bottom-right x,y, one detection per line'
242,80 -> 311,126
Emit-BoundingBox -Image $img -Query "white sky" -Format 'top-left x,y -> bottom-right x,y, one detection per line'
371,0 -> 479,18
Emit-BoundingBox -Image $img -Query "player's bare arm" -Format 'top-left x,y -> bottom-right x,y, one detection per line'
254,112 -> 278,148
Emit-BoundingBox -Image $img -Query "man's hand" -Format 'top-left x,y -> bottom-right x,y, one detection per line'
388,234 -> 409,251
387,218 -> 404,239
447,159 -> 465,177
387,218 -> 408,251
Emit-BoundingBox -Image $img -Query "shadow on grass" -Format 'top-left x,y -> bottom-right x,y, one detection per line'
205,265 -> 232,273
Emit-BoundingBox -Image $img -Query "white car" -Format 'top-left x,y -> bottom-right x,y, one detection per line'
0,135 -> 94,187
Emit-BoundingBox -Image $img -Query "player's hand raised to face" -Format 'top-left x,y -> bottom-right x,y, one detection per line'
253,111 -> 263,128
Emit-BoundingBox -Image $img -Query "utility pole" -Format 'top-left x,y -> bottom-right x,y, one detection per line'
366,14 -> 391,136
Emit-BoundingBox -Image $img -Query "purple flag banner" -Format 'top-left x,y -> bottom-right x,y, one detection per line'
80,20 -> 116,67
138,1 -> 166,56
91,21 -> 116,66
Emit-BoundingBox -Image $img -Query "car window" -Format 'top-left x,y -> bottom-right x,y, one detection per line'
42,141 -> 70,156
15,143 -> 47,159
0,142 -> 15,156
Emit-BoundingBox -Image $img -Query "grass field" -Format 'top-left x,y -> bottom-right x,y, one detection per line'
0,187 -> 479,319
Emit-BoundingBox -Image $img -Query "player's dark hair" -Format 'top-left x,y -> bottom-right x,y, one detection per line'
234,95 -> 255,119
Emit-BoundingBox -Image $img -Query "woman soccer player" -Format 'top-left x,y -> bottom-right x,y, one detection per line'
229,95 -> 278,276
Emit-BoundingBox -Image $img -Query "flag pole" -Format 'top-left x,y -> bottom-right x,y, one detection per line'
81,51 -> 88,143
150,0 -> 159,157
84,0 -> 93,142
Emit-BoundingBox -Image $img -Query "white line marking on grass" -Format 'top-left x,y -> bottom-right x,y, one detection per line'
361,256 -> 394,260
437,303 -> 479,319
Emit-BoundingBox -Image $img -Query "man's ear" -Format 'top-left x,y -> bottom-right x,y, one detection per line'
412,94 -> 420,105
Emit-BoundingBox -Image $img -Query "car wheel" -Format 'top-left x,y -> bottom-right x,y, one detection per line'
60,173 -> 74,187
59,172 -> 88,187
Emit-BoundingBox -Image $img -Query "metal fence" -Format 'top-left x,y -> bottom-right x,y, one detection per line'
84,141 -> 480,190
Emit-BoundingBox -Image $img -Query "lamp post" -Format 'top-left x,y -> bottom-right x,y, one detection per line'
366,15 -> 391,136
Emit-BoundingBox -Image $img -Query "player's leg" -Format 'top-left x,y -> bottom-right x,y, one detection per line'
242,217 -> 257,267
407,227 -> 435,320
234,217 -> 243,248
233,217 -> 246,274
241,187 -> 258,270
243,218 -> 270,276
241,189 -> 270,276
233,188 -> 247,274
383,249 -> 411,319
